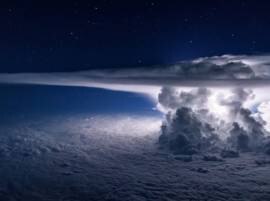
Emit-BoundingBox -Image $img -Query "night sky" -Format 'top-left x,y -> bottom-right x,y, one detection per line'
2,2 -> 270,201
1,0 -> 270,73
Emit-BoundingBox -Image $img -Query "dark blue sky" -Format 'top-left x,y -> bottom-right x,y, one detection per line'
1,0 -> 270,73
0,84 -> 159,118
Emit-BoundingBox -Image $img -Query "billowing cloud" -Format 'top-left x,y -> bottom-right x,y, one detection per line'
253,101 -> 270,132
158,87 -> 210,110
158,86 -> 270,154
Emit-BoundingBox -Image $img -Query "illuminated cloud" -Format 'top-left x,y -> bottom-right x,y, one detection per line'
158,87 -> 269,154
1,54 -> 270,154
253,101 -> 270,132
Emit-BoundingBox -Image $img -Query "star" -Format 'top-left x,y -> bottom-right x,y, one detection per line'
68,32 -> 79,40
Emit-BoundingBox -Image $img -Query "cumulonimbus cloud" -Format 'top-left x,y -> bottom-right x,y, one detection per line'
1,54 -> 270,92
2,54 -> 270,154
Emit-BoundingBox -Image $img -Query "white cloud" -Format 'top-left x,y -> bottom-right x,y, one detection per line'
253,101 -> 270,132
82,115 -> 161,137
1,54 -> 270,94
